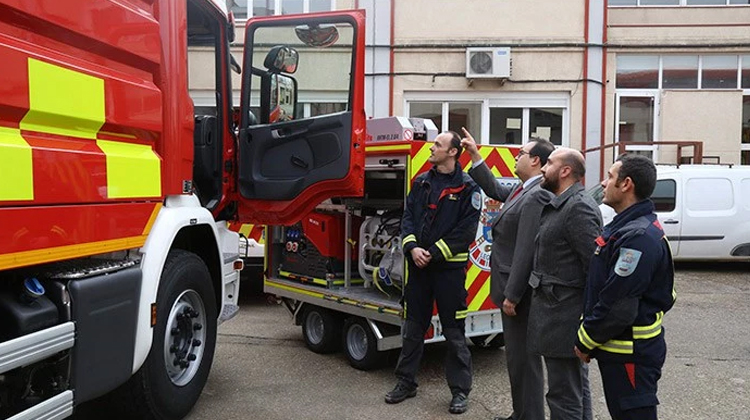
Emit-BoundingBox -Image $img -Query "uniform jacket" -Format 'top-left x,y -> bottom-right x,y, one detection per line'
575,199 -> 676,366
528,182 -> 602,357
401,165 -> 481,268
468,163 -> 553,305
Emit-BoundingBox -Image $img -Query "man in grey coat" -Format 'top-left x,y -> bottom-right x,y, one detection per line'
529,147 -> 602,420
461,128 -> 554,420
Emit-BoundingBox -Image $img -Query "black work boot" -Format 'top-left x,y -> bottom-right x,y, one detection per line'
384,381 -> 417,404
449,392 -> 468,414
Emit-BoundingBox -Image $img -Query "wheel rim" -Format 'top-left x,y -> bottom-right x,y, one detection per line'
346,323 -> 368,361
305,311 -> 325,345
163,289 -> 207,386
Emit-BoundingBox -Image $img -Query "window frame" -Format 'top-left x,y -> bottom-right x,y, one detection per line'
230,0 -> 337,20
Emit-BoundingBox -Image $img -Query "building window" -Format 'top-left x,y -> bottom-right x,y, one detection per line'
702,56 -> 738,89
407,102 -> 482,138
617,54 -> 748,90
616,56 -> 659,89
409,102 -> 443,132
489,108 -> 523,145
662,56 -> 698,89
230,0 -> 335,19
448,103 -> 482,136
405,93 -> 569,146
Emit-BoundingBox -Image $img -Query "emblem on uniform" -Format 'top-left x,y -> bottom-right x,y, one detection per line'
471,191 -> 482,210
469,196 -> 500,271
449,194 -> 459,201
615,247 -> 642,277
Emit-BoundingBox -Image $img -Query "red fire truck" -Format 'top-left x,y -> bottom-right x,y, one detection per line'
262,117 -> 521,370
0,2 -> 366,419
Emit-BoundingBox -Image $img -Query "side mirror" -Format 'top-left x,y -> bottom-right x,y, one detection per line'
260,73 -> 297,124
295,24 -> 339,48
263,46 -> 298,74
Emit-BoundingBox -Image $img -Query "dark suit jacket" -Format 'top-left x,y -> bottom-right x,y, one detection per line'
527,182 -> 602,357
468,162 -> 552,306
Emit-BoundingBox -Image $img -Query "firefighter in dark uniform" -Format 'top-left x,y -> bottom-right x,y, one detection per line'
384,131 -> 481,415
574,154 -> 676,420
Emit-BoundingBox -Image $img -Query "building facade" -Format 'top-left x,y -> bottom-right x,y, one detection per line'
189,0 -> 750,183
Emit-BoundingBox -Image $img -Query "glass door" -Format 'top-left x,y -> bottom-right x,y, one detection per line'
615,91 -> 659,160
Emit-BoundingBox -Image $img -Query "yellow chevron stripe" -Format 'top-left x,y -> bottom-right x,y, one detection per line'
410,143 -> 432,180
497,147 -> 518,177
21,58 -> 104,140
468,274 -> 491,312
0,127 -> 33,201
239,224 -> 254,237
464,263 -> 482,291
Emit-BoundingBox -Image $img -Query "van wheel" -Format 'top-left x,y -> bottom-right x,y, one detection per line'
342,317 -> 382,370
301,306 -> 342,354
470,333 -> 505,349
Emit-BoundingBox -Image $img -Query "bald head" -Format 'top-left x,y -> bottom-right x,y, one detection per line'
541,147 -> 587,195
557,148 -> 586,181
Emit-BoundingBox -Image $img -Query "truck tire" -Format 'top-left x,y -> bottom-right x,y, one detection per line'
342,317 -> 382,371
470,333 -> 505,349
301,305 -> 341,354
112,250 -> 217,419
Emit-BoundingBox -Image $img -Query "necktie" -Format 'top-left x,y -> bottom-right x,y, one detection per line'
509,184 -> 524,202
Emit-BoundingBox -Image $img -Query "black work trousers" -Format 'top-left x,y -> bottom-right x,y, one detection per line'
394,263 -> 472,395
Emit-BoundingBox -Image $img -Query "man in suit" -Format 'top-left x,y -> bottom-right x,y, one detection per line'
461,128 -> 554,420
529,147 -> 602,420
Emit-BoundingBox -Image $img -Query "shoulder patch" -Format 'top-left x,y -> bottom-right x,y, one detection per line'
614,247 -> 642,277
471,191 -> 482,210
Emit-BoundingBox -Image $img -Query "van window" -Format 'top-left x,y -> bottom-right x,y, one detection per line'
686,178 -> 733,211
653,179 -> 676,212
741,179 -> 750,210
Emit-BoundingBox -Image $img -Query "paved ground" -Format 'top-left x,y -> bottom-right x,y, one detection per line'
183,262 -> 750,420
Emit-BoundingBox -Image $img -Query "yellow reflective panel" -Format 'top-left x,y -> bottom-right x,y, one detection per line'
97,139 -> 161,198
20,58 -> 105,139
0,127 -> 33,201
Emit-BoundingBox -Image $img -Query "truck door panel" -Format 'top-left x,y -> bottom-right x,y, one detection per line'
236,12 -> 366,225
239,112 -> 351,200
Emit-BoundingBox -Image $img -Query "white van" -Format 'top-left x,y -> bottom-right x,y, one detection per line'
591,165 -> 750,261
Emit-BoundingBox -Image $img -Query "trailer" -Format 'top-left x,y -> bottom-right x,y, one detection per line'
264,117 -> 522,369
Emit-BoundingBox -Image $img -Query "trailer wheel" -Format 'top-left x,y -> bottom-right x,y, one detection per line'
470,333 -> 505,349
342,317 -> 382,370
301,306 -> 341,354
113,250 -> 217,419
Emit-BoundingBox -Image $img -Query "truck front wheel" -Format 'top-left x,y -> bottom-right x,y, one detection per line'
116,250 -> 217,419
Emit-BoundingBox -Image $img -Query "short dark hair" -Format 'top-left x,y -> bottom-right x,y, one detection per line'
446,130 -> 463,161
528,137 -> 555,166
616,153 -> 657,200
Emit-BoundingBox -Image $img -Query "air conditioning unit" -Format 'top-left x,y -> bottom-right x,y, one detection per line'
466,47 -> 511,79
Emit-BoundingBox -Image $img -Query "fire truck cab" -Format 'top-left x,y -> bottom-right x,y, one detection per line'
0,2 -> 365,419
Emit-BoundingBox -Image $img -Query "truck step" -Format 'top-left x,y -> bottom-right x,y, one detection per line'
219,304 -> 240,323
0,322 -> 75,375
7,390 -> 73,420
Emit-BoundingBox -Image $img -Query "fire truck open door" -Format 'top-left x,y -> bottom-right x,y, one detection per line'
236,11 -> 366,225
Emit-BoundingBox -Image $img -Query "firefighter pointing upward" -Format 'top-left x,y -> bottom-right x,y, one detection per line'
575,154 -> 676,420
385,131 -> 481,415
